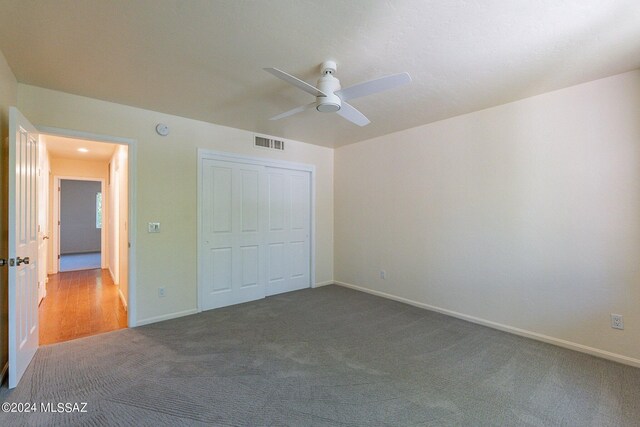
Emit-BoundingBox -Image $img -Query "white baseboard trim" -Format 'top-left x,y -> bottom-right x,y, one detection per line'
313,280 -> 334,288
108,267 -> 118,285
136,309 -> 199,327
118,289 -> 127,311
334,281 -> 640,368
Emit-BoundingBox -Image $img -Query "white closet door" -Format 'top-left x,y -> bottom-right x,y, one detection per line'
200,159 -> 267,310
265,167 -> 311,296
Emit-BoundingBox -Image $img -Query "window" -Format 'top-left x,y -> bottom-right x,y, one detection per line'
96,192 -> 102,228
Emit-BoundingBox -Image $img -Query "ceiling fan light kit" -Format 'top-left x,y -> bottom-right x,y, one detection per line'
264,60 -> 411,126
316,61 -> 341,113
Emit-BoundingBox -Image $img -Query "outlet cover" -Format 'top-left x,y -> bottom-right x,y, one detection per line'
148,222 -> 161,233
158,287 -> 166,298
611,314 -> 624,330
380,270 -> 386,280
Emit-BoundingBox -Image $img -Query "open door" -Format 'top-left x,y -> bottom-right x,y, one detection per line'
8,107 -> 39,388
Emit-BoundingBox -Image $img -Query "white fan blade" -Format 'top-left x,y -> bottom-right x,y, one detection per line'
264,68 -> 327,98
269,102 -> 315,121
337,101 -> 370,126
336,72 -> 411,101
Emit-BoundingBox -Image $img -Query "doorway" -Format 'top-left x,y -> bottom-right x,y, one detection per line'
58,178 -> 103,272
6,107 -> 138,388
39,134 -> 130,345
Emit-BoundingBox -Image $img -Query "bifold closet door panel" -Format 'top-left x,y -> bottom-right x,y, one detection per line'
200,159 -> 267,310
265,167 -> 311,296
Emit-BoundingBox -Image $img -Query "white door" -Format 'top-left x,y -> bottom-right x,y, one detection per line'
265,167 -> 311,295
200,159 -> 267,310
8,107 -> 39,388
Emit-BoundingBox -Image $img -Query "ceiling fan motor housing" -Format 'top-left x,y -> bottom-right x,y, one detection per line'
316,73 -> 341,113
265,60 -> 409,126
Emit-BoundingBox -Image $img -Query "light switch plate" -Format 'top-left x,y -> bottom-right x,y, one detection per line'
148,222 -> 161,233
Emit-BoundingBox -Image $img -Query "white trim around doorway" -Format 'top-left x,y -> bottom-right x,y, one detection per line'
53,176 -> 106,273
37,126 -> 138,327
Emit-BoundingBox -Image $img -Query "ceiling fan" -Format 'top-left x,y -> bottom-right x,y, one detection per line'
264,61 -> 411,126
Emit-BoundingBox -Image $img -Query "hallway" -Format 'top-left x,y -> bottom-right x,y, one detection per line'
39,269 -> 127,345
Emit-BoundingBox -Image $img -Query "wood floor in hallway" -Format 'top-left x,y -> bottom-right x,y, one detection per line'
39,269 -> 127,345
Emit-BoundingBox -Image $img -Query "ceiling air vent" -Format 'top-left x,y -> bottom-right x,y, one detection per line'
255,136 -> 284,151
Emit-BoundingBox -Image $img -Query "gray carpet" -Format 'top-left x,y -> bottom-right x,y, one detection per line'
1,285 -> 639,426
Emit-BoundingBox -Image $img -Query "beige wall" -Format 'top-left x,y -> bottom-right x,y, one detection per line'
0,50 -> 17,375
335,70 -> 640,364
19,84 -> 334,324
47,157 -> 110,272
118,146 -> 128,306
107,145 -> 129,308
0,50 -> 15,139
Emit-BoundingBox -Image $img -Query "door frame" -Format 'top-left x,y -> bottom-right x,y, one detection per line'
53,176 -> 106,273
37,137 -> 50,304
196,149 -> 316,313
37,126 -> 138,327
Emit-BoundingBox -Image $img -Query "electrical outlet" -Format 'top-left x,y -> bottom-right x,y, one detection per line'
380,270 -> 386,280
158,287 -> 166,298
611,314 -> 624,330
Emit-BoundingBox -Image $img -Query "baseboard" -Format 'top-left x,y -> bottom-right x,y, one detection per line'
108,267 -> 118,285
0,362 -> 7,386
136,309 -> 199,327
313,280 -> 334,288
334,281 -> 640,368
118,289 -> 127,311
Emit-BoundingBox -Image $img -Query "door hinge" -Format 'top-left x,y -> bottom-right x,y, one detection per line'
58,254 -> 60,260
0,259 -> 6,267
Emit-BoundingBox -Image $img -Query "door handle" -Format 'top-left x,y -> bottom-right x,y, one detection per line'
43,236 -> 49,240
16,256 -> 30,266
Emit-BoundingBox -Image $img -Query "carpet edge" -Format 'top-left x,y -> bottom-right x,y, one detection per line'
334,281 -> 640,368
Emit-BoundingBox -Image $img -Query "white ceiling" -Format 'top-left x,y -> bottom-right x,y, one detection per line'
44,134 -> 116,161
1,0 -> 639,148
